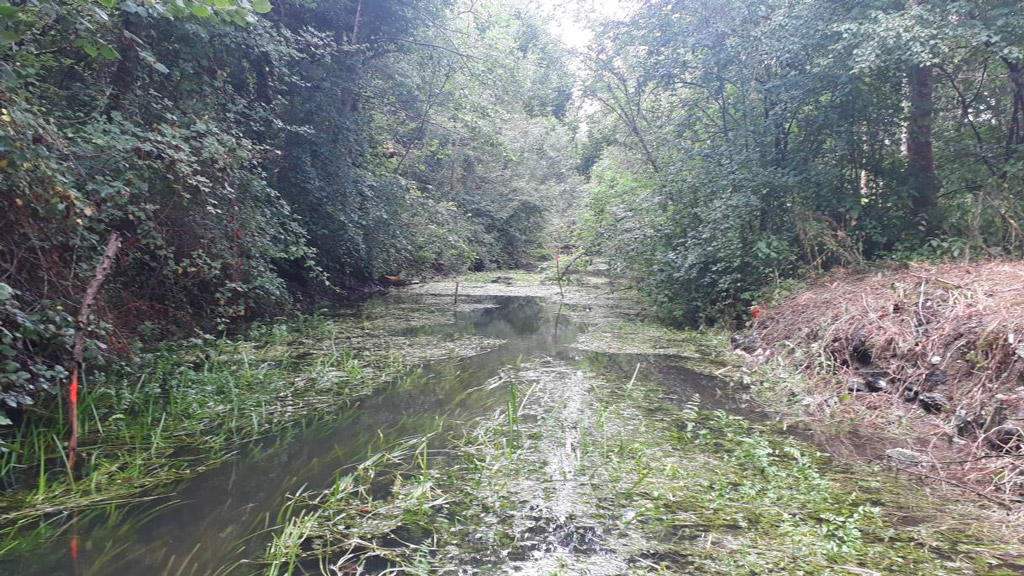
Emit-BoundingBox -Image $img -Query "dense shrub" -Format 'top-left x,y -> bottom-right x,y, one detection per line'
0,0 -> 580,419
577,0 -> 1024,325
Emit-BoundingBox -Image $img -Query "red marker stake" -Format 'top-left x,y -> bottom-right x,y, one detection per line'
68,367 -> 78,471
70,530 -> 81,575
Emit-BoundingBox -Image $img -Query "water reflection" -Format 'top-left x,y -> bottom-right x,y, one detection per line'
1,294 -> 725,576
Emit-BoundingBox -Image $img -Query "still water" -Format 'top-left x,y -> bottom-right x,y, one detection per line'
3,294 -> 727,576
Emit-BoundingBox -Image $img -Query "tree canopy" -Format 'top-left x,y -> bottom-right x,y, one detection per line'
576,0 -> 1024,324
3,0 -> 1024,415
0,0 -> 580,415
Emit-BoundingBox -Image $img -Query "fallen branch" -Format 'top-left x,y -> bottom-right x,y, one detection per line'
68,231 -> 122,470
555,213 -> 633,290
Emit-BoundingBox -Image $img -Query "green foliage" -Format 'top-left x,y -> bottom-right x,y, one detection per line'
0,308 -> 416,525
0,0 -> 579,416
0,284 -> 73,424
577,0 -> 1024,325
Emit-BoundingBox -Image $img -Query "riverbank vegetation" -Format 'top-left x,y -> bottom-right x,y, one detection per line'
0,293 -> 510,541
3,0 -> 1024,566
0,313 -> 380,530
574,0 -> 1024,325
1,0 -> 580,421
1,0 -> 581,512
565,0 -> 1024,505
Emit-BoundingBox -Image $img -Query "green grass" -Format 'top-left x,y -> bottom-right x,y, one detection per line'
0,313 -> 411,538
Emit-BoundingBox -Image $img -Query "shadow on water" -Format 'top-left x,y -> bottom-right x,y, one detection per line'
0,294 -> 733,576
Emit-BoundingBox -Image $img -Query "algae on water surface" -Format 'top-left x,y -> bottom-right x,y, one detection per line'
262,277 -> 1024,575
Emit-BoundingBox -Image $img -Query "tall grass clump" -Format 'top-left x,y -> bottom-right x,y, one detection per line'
0,314 -> 410,531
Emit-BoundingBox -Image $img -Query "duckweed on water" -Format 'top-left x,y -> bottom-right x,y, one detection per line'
265,352 -> 1023,575
406,272 -> 620,307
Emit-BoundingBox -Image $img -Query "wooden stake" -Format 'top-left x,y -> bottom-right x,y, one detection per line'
555,254 -> 564,300
454,282 -> 459,306
68,365 -> 78,471
68,232 -> 121,470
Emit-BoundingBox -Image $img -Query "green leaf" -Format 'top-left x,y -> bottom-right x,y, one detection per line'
0,6 -> 19,16
226,8 -> 247,25
0,411 -> 10,427
213,0 -> 229,7
99,43 -> 119,60
0,29 -> 17,45
190,3 -> 210,17
153,62 -> 169,74
0,283 -> 12,301
76,39 -> 99,57
252,0 -> 272,14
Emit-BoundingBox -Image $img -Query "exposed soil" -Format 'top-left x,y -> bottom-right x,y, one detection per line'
748,260 -> 1024,505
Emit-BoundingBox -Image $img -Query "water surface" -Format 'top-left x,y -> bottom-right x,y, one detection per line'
3,294 -> 725,576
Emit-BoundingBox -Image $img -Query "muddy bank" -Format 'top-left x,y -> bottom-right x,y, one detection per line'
743,261 -> 1024,506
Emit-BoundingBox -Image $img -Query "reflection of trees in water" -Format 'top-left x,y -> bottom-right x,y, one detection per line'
474,297 -> 544,338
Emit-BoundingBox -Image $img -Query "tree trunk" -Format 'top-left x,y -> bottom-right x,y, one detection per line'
907,0 -> 939,235
341,0 -> 363,114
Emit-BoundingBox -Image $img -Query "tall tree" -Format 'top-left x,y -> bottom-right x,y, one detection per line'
907,0 -> 939,235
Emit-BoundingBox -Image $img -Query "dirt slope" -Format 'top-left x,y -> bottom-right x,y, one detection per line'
753,261 -> 1024,501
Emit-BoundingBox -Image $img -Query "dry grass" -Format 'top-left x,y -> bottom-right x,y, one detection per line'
755,260 -> 1024,502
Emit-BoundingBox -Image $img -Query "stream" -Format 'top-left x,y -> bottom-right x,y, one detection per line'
2,282 -> 1022,575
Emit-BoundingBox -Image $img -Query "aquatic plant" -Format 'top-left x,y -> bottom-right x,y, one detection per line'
264,355 -> 1022,575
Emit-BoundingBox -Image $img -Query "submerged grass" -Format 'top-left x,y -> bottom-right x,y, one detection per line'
0,322 -> 399,533
572,319 -> 726,358
263,352 -> 1024,575
0,297 -> 506,540
8,270 -> 1023,573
